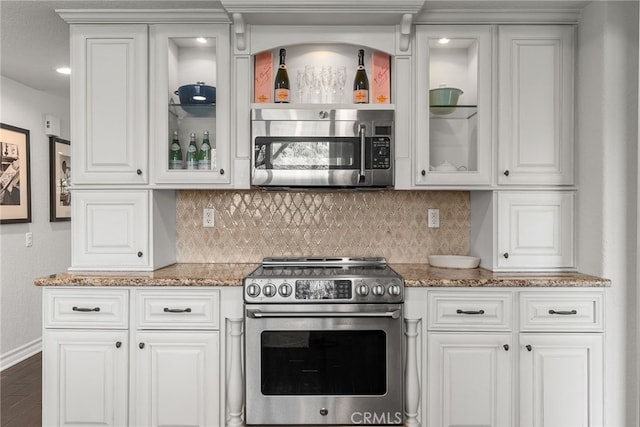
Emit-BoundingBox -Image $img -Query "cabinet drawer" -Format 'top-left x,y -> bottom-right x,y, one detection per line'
136,289 -> 220,330
428,291 -> 513,331
519,291 -> 604,332
44,288 -> 129,329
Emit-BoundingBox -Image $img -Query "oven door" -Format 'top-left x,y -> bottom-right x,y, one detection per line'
244,303 -> 404,426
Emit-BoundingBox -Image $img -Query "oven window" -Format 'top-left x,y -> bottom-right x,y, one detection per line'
261,330 -> 386,395
254,138 -> 357,170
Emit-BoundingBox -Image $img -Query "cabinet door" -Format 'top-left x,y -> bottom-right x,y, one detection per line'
414,26 -> 493,186
519,334 -> 603,427
43,330 -> 128,427
498,25 -> 574,185
150,24 -> 231,186
70,25 -> 148,184
134,331 -> 220,427
497,191 -> 574,270
427,332 -> 513,427
71,190 -> 150,270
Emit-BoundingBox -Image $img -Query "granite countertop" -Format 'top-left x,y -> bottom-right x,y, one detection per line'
35,263 -> 611,288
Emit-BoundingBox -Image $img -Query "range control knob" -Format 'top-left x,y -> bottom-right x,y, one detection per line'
278,283 -> 293,297
388,285 -> 402,297
263,283 -> 277,298
246,283 -> 260,298
372,284 -> 385,296
356,284 -> 370,297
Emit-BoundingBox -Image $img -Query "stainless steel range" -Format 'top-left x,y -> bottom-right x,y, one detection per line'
243,257 -> 404,426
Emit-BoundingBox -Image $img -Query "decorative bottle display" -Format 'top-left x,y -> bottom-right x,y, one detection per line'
168,131 -> 183,170
198,130 -> 212,170
186,132 -> 198,170
353,49 -> 369,104
274,48 -> 290,103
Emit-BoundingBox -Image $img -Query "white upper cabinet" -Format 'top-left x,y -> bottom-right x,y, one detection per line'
414,26 -> 493,187
70,25 -> 148,185
498,25 -> 575,185
150,24 -> 231,186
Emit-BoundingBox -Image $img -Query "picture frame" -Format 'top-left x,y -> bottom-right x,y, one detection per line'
49,136 -> 71,221
0,123 -> 31,224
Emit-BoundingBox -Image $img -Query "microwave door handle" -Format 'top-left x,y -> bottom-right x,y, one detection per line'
359,123 -> 366,183
247,309 -> 401,319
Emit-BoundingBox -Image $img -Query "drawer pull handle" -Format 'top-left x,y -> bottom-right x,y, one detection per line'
139,343 -> 145,349
115,341 -> 122,349
456,309 -> 485,315
503,344 -> 509,351
163,307 -> 192,313
526,344 -> 532,352
136,169 -> 142,175
72,306 -> 100,312
549,309 -> 578,315
503,170 -> 510,176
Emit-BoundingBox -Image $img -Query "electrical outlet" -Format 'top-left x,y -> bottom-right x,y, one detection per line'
427,209 -> 440,228
203,208 -> 215,227
25,232 -> 33,247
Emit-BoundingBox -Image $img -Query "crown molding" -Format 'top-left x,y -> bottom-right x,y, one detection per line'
56,9 -> 231,24
415,9 -> 582,25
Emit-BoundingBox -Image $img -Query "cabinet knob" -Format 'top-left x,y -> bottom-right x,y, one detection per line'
219,168 -> 225,175
137,251 -> 143,258
503,253 -> 509,259
421,170 -> 426,176
503,170 -> 510,176
526,344 -> 532,352
503,344 -> 509,351
136,169 -> 142,175
115,341 -> 122,349
139,343 -> 145,349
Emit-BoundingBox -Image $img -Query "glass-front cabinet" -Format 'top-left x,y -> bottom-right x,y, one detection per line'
414,26 -> 492,186
150,24 -> 230,186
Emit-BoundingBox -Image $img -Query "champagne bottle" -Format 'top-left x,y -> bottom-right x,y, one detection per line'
274,48 -> 290,103
186,132 -> 198,170
168,131 -> 183,170
198,130 -> 212,170
353,49 -> 369,104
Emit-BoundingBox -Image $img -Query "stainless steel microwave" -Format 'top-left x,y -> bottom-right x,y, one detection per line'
251,108 -> 394,189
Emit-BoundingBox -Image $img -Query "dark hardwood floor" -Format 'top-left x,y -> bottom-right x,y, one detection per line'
1,353 -> 42,427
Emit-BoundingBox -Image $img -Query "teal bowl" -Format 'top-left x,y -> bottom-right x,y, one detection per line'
429,87 -> 463,115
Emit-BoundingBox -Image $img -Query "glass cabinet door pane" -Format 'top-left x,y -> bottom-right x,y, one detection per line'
428,37 -> 479,173
167,36 -> 217,171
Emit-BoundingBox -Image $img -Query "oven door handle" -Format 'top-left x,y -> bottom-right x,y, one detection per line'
247,308 -> 401,319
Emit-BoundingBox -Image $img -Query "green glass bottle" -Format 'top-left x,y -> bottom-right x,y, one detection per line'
168,131 -> 183,170
198,130 -> 212,170
186,132 -> 198,170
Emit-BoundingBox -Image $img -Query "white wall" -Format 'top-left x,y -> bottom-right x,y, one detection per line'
0,76 -> 70,369
576,2 -> 639,425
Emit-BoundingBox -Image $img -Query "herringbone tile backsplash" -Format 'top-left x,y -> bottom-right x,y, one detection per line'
176,190 -> 470,263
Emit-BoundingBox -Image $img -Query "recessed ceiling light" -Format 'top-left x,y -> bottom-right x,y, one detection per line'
196,37 -> 207,44
56,67 -> 71,75
438,38 -> 450,45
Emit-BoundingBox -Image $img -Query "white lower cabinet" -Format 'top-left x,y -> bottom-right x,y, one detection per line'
43,287 -> 234,427
414,288 -> 604,427
427,332 -> 513,427
519,334 -> 604,427
133,331 -> 219,427
43,330 -> 129,427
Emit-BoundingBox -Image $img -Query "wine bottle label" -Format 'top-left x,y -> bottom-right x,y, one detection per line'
275,88 -> 290,102
201,142 -> 211,151
170,142 -> 181,151
169,159 -> 182,170
353,89 -> 369,104
187,145 -> 197,153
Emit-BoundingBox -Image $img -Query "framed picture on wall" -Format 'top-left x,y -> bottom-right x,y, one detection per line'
49,136 -> 71,222
0,123 -> 31,224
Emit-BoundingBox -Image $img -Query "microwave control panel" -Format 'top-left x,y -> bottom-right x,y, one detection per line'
370,137 -> 391,169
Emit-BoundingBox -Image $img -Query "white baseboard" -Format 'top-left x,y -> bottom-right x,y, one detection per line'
0,337 -> 42,372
